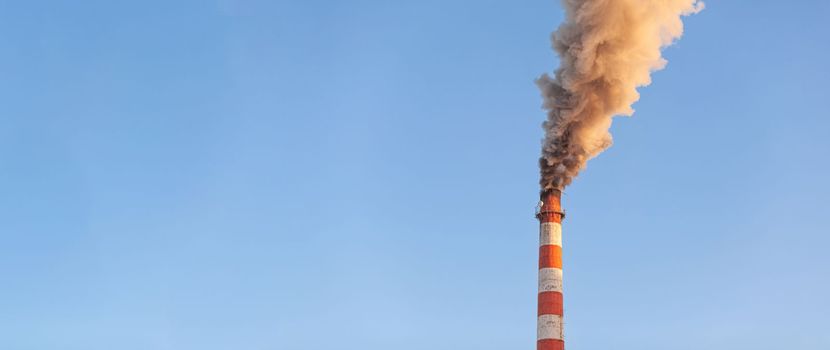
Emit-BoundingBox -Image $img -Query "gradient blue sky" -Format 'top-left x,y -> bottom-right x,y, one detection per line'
1,1 -> 829,349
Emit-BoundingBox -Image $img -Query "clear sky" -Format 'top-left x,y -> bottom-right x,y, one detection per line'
1,1 -> 828,349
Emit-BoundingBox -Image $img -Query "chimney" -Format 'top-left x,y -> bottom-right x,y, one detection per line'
536,189 -> 565,350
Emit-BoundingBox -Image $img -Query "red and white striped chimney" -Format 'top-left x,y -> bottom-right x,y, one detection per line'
536,189 -> 565,350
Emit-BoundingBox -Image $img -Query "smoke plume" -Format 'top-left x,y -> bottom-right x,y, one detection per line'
537,0 -> 703,190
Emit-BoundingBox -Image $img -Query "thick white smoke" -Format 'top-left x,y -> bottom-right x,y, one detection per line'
538,0 -> 703,190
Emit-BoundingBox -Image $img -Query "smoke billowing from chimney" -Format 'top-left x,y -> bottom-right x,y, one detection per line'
538,0 -> 703,190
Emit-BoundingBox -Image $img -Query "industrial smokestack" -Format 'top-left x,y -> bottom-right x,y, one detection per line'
533,1 -> 702,349
536,189 -> 565,350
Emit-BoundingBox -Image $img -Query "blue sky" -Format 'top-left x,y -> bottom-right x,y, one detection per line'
1,1 -> 829,349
